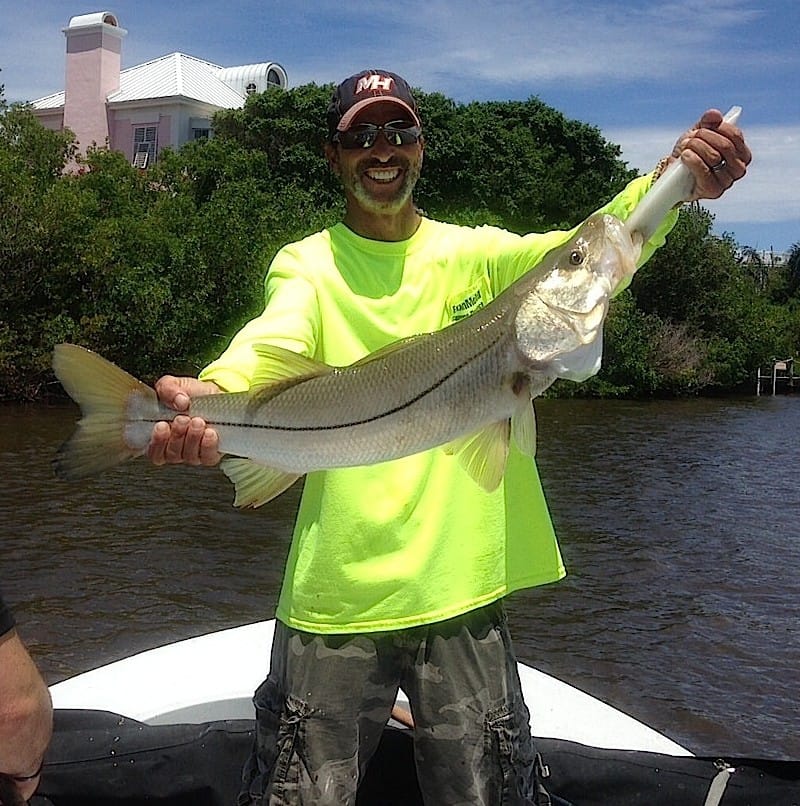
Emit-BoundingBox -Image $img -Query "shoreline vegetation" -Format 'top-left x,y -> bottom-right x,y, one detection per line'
1,81 -> 798,402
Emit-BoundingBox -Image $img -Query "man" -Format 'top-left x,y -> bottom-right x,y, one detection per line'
0,593 -> 53,804
148,71 -> 750,804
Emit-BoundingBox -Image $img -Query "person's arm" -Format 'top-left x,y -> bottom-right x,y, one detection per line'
147,244 -> 321,467
611,109 -> 750,243
491,108 -> 751,293
198,244 -> 320,390
603,107 -> 750,291
0,628 -> 53,802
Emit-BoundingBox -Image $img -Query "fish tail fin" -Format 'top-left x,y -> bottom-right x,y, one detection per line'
52,343 -> 157,480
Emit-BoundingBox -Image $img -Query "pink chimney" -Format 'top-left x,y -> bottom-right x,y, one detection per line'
62,11 -> 127,152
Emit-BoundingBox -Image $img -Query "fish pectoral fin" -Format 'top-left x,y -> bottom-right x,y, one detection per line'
444,421 -> 510,492
511,400 -> 537,457
250,344 -> 334,386
220,457 -> 301,508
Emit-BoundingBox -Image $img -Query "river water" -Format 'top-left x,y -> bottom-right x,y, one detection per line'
1,396 -> 798,759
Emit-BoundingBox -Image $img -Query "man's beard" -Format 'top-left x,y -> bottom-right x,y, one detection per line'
346,156 -> 421,215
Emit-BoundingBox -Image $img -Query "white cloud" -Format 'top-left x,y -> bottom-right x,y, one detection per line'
606,123 -> 800,225
2,0 -> 795,247
4,0 -> 794,103
370,0 -> 771,90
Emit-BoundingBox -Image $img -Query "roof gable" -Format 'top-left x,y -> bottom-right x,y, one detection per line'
110,52 -> 245,107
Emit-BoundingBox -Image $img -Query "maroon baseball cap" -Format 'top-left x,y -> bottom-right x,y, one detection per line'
327,70 -> 421,139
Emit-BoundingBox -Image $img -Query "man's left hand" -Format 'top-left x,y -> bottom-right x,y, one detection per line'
672,109 -> 752,200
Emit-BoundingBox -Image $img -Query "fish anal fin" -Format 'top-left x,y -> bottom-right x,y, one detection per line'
511,400 -> 537,457
444,421 -> 510,492
220,457 -> 301,508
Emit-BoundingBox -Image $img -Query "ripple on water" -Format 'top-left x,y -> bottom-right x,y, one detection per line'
2,397 -> 799,757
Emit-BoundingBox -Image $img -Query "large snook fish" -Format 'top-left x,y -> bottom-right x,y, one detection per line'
53,212 -> 638,507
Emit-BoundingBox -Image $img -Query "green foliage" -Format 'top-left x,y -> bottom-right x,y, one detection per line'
0,82 -> 797,400
620,205 -> 793,393
213,83 -> 340,208
416,95 -> 635,232
0,100 -> 81,396
768,241 -> 800,303
789,243 -> 800,298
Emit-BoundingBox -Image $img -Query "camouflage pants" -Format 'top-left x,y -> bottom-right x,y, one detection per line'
238,600 -> 551,805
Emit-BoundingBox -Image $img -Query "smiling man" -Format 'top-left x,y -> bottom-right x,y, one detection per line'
147,70 -> 750,805
325,71 -> 424,236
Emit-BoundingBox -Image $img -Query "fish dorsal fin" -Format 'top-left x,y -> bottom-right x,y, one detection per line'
444,420 -> 510,491
220,457 -> 301,508
246,345 -> 335,410
511,400 -> 537,457
349,334 -> 427,367
250,343 -> 333,387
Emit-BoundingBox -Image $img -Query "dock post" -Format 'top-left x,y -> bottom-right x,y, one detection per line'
758,358 -> 795,396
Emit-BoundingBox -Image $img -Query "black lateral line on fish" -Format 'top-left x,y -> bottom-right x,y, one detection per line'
259,314 -> 513,431
140,321 -> 510,434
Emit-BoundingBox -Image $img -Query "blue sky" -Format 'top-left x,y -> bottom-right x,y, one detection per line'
2,0 -> 798,252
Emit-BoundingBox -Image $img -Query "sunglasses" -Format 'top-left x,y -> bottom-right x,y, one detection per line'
334,120 -> 422,150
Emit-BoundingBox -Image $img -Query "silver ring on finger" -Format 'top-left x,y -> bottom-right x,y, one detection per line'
710,159 -> 727,173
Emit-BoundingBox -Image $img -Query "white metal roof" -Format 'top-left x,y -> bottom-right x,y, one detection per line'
110,52 -> 245,106
31,90 -> 66,110
217,62 -> 288,96
31,53 -> 285,110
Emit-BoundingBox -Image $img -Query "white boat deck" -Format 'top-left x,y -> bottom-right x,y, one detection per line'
50,620 -> 691,756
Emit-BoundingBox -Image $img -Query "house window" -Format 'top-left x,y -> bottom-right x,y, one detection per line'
267,68 -> 281,88
245,82 -> 257,95
133,125 -> 158,167
193,128 -> 211,140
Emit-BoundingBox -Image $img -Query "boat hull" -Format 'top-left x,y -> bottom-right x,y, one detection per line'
49,619 -> 689,755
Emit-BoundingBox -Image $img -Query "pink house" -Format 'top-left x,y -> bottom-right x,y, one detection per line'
31,11 -> 287,166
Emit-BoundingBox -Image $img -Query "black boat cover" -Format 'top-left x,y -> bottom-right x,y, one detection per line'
28,709 -> 800,805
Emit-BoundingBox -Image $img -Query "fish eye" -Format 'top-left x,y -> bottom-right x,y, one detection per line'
568,249 -> 584,266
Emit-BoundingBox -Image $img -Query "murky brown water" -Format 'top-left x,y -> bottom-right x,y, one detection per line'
2,396 -> 798,759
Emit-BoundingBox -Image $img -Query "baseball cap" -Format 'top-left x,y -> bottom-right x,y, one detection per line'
327,70 -> 421,140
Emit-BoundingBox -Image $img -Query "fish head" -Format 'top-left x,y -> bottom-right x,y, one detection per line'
514,213 -> 639,367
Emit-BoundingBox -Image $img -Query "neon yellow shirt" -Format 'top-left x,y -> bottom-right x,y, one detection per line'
200,174 -> 677,633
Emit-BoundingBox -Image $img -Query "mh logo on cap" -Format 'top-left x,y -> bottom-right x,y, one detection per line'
355,74 -> 394,95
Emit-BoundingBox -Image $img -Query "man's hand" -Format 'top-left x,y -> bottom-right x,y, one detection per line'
146,376 -> 223,466
672,109 -> 751,200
